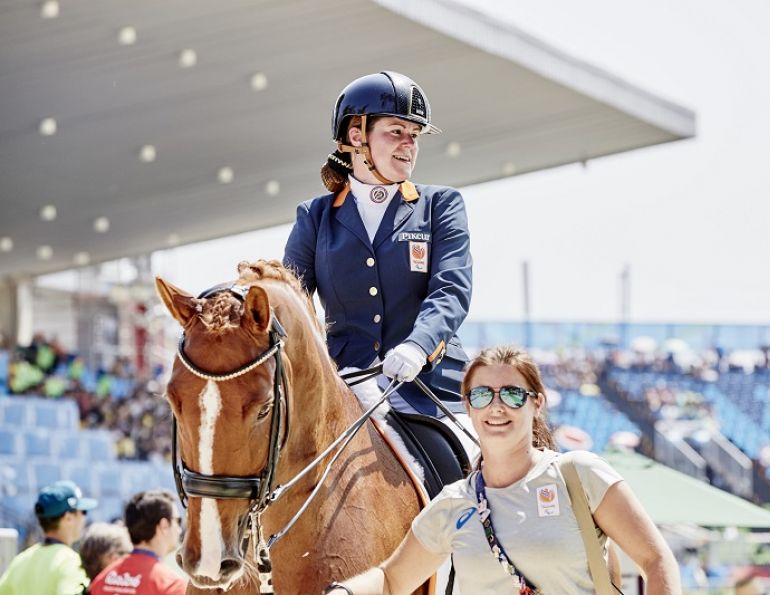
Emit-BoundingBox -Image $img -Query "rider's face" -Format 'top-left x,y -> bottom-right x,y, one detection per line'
349,117 -> 421,183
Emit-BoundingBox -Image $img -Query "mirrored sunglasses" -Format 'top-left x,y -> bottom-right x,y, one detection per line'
466,385 -> 537,409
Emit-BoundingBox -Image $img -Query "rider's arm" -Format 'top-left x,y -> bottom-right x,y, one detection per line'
406,187 -> 472,367
325,530 -> 446,595
283,201 -> 318,295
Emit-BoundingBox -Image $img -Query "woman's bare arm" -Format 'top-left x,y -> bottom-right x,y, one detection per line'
594,481 -> 681,594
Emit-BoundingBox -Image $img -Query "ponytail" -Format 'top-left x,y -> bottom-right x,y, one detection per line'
320,150 -> 352,193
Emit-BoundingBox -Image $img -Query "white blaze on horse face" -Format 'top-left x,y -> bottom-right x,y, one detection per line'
196,380 -> 225,579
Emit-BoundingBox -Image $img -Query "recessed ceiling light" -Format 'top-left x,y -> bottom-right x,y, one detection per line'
217,167 -> 234,184
250,72 -> 268,91
74,252 -> 90,266
39,205 -> 57,221
139,145 -> 156,163
118,26 -> 137,46
265,180 -> 280,196
93,216 -> 110,233
502,161 -> 517,176
0,237 -> 13,252
178,49 -> 197,68
40,1 -> 59,19
167,233 -> 180,246
39,118 -> 57,136
37,245 -> 53,260
446,142 -> 461,158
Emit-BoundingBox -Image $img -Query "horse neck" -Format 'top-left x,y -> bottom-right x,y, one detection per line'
286,334 -> 358,433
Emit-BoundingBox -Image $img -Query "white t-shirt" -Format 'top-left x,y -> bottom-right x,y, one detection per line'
411,449 -> 623,595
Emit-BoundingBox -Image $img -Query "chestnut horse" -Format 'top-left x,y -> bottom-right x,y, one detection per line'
156,260 -> 427,594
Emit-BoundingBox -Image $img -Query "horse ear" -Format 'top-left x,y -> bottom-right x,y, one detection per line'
244,286 -> 271,335
155,277 -> 199,328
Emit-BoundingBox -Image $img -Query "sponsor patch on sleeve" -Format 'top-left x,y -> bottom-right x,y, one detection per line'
409,241 -> 428,272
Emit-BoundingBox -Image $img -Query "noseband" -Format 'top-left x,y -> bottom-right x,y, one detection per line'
170,282 -> 289,514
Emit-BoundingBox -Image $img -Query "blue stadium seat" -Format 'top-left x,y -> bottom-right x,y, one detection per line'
51,430 -> 84,459
0,493 -> 37,542
0,457 -> 30,494
96,465 -> 125,498
23,429 -> 52,457
31,460 -> 63,492
28,398 -> 80,430
92,497 -> 126,524
0,427 -> 20,456
31,399 -> 62,429
83,430 -> 116,461
62,461 -> 96,496
0,398 -> 28,426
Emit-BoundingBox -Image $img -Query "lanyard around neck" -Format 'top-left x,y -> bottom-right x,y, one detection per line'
474,471 -> 542,594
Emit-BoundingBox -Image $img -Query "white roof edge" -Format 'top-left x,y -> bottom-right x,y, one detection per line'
372,0 -> 696,139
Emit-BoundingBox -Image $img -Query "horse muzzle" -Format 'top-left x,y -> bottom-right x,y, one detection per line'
178,547 -> 245,590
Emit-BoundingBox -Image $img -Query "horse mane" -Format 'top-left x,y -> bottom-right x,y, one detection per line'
196,259 -> 320,336
235,259 -> 305,294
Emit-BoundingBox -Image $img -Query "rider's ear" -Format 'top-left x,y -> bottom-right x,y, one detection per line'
155,277 -> 199,328
244,286 -> 271,336
348,125 -> 363,147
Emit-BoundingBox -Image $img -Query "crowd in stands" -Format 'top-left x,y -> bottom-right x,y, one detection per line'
3,333 -> 770,468
0,334 -> 172,463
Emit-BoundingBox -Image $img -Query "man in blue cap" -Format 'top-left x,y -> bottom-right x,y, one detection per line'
0,480 -> 98,595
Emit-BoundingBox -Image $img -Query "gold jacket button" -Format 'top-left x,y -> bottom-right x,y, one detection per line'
369,287 -> 378,296
373,314 -> 381,323
374,341 -> 380,351
366,257 -> 375,267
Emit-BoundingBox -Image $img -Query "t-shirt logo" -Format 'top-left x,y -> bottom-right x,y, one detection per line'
456,507 -> 475,529
536,484 -> 561,517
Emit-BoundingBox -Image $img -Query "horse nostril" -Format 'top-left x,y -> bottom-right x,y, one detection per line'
175,551 -> 185,569
220,557 -> 242,577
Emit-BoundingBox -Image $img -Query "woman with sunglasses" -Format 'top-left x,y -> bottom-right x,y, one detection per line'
323,345 -> 680,595
283,72 -> 474,450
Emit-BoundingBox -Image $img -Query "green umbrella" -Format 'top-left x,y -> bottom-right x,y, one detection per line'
603,450 -> 770,527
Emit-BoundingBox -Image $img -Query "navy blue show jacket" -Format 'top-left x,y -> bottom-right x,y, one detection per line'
283,181 -> 473,415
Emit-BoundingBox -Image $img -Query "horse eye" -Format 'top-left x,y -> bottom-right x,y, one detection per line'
256,403 -> 272,419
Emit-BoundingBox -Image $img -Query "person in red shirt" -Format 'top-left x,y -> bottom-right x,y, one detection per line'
89,490 -> 187,595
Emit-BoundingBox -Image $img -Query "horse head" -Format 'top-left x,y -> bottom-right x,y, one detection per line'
156,260 -> 326,591
157,259 -> 424,593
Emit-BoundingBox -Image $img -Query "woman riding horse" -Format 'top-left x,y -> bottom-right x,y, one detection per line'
156,261 -> 430,594
283,71 -> 476,456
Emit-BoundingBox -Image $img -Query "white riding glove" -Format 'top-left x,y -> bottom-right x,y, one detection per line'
382,342 -> 427,382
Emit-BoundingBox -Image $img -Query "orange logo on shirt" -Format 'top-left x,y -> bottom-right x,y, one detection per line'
411,244 -> 426,259
538,487 -> 555,503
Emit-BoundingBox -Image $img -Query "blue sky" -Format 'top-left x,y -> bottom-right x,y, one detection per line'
151,0 -> 770,324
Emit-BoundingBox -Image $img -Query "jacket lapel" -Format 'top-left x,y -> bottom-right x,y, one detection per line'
334,189 -> 372,249
373,191 -> 415,249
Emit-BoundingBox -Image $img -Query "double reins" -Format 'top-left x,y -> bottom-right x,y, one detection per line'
169,282 -> 477,592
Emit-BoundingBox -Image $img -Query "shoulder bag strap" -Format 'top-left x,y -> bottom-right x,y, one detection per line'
559,453 -> 616,595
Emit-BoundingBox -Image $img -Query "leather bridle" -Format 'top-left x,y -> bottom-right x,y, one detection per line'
169,282 -> 289,593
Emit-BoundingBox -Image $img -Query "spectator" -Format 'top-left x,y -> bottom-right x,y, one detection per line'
89,490 -> 186,595
79,522 -> 132,583
0,480 -> 98,595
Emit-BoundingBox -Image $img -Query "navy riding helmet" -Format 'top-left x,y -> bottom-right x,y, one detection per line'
331,71 -> 442,141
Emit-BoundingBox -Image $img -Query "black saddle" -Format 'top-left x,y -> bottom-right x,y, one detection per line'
384,410 -> 472,499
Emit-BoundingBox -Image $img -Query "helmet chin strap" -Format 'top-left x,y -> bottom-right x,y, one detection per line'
337,115 -> 401,185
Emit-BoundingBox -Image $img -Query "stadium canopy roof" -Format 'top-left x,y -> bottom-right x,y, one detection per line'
606,450 -> 770,527
0,0 -> 695,279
